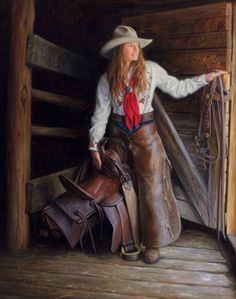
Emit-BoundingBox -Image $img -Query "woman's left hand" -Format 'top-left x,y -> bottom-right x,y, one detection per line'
205,70 -> 227,82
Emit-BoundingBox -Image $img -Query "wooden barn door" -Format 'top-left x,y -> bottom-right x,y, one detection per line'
123,2 -> 232,229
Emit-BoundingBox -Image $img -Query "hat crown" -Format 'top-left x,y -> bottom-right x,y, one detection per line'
100,25 -> 153,59
113,25 -> 138,39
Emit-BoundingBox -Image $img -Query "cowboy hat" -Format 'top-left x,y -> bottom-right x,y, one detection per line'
100,25 -> 153,59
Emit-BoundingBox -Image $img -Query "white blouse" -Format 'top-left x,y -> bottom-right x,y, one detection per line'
89,60 -> 208,151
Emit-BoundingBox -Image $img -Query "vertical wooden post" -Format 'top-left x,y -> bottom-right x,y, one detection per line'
7,0 -> 35,250
227,3 -> 236,235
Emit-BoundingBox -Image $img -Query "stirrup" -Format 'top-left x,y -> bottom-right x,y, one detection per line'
120,244 -> 143,261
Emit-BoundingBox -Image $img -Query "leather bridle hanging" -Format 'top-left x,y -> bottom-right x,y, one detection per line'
195,76 -> 229,239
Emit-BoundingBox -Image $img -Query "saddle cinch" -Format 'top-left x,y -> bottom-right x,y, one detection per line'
42,143 -> 138,256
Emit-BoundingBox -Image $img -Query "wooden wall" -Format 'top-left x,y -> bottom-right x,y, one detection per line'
227,2 -> 236,235
123,2 -> 231,180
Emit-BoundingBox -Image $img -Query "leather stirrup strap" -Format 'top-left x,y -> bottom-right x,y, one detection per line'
112,159 -> 140,248
116,200 -> 142,260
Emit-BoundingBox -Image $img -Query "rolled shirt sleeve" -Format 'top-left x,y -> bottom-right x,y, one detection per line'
89,74 -> 111,151
152,62 -> 208,98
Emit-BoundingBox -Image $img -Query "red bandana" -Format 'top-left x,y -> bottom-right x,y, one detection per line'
123,77 -> 140,130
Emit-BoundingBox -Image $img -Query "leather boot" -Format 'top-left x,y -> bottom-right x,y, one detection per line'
143,247 -> 160,264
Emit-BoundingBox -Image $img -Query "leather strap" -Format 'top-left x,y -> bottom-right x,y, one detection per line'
195,77 -> 228,164
196,76 -> 229,240
111,159 -> 141,249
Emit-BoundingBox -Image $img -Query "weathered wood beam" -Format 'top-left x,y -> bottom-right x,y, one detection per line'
227,2 -> 236,235
26,34 -> 90,79
32,126 -> 87,139
153,94 -> 209,225
26,166 -> 79,213
32,89 -> 92,111
123,2 -> 231,31
153,49 -> 230,76
84,0 -> 229,12
7,0 -> 35,250
152,32 -> 231,51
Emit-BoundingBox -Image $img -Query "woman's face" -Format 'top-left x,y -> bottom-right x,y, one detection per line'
122,42 -> 140,64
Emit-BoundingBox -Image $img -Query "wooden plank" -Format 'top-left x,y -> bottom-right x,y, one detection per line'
0,248 -> 229,273
0,251 -> 228,273
173,229 -> 219,250
173,184 -> 203,224
123,3 -> 231,27
152,49 -> 230,76
6,0 -> 35,250
153,94 -> 208,225
141,15 -> 229,36
32,88 -> 92,111
0,252 -> 234,299
151,31 -> 231,51
160,91 -> 201,115
32,126 -> 87,138
0,259 -> 231,287
123,3 -> 232,38
26,166 -> 78,213
161,246 -> 225,262
227,3 -> 236,235
0,278 -> 235,299
26,34 -> 90,79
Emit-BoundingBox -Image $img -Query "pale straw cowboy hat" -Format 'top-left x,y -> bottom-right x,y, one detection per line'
100,25 -> 153,59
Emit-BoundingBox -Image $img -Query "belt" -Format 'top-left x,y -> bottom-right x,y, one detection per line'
110,112 -> 154,124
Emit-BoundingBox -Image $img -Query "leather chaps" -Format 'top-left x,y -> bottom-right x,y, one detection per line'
108,121 -> 181,247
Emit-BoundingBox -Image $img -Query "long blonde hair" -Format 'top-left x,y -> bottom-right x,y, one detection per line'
107,45 -> 147,99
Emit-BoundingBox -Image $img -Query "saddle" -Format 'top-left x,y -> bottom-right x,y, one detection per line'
42,144 -> 137,255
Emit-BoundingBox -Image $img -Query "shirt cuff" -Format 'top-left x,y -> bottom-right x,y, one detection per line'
192,74 -> 208,88
89,140 -> 99,151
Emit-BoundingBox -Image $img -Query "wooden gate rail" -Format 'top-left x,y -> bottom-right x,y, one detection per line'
32,126 -> 88,139
26,34 -> 91,80
153,94 -> 208,225
32,89 -> 92,110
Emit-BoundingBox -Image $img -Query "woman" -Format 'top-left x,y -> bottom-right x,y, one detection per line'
89,25 -> 225,263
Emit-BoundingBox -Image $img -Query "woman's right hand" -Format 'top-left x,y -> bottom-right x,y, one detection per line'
90,151 -> 102,170
205,70 -> 227,82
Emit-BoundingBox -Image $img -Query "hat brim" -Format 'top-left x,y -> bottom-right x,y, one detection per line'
100,37 -> 153,59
